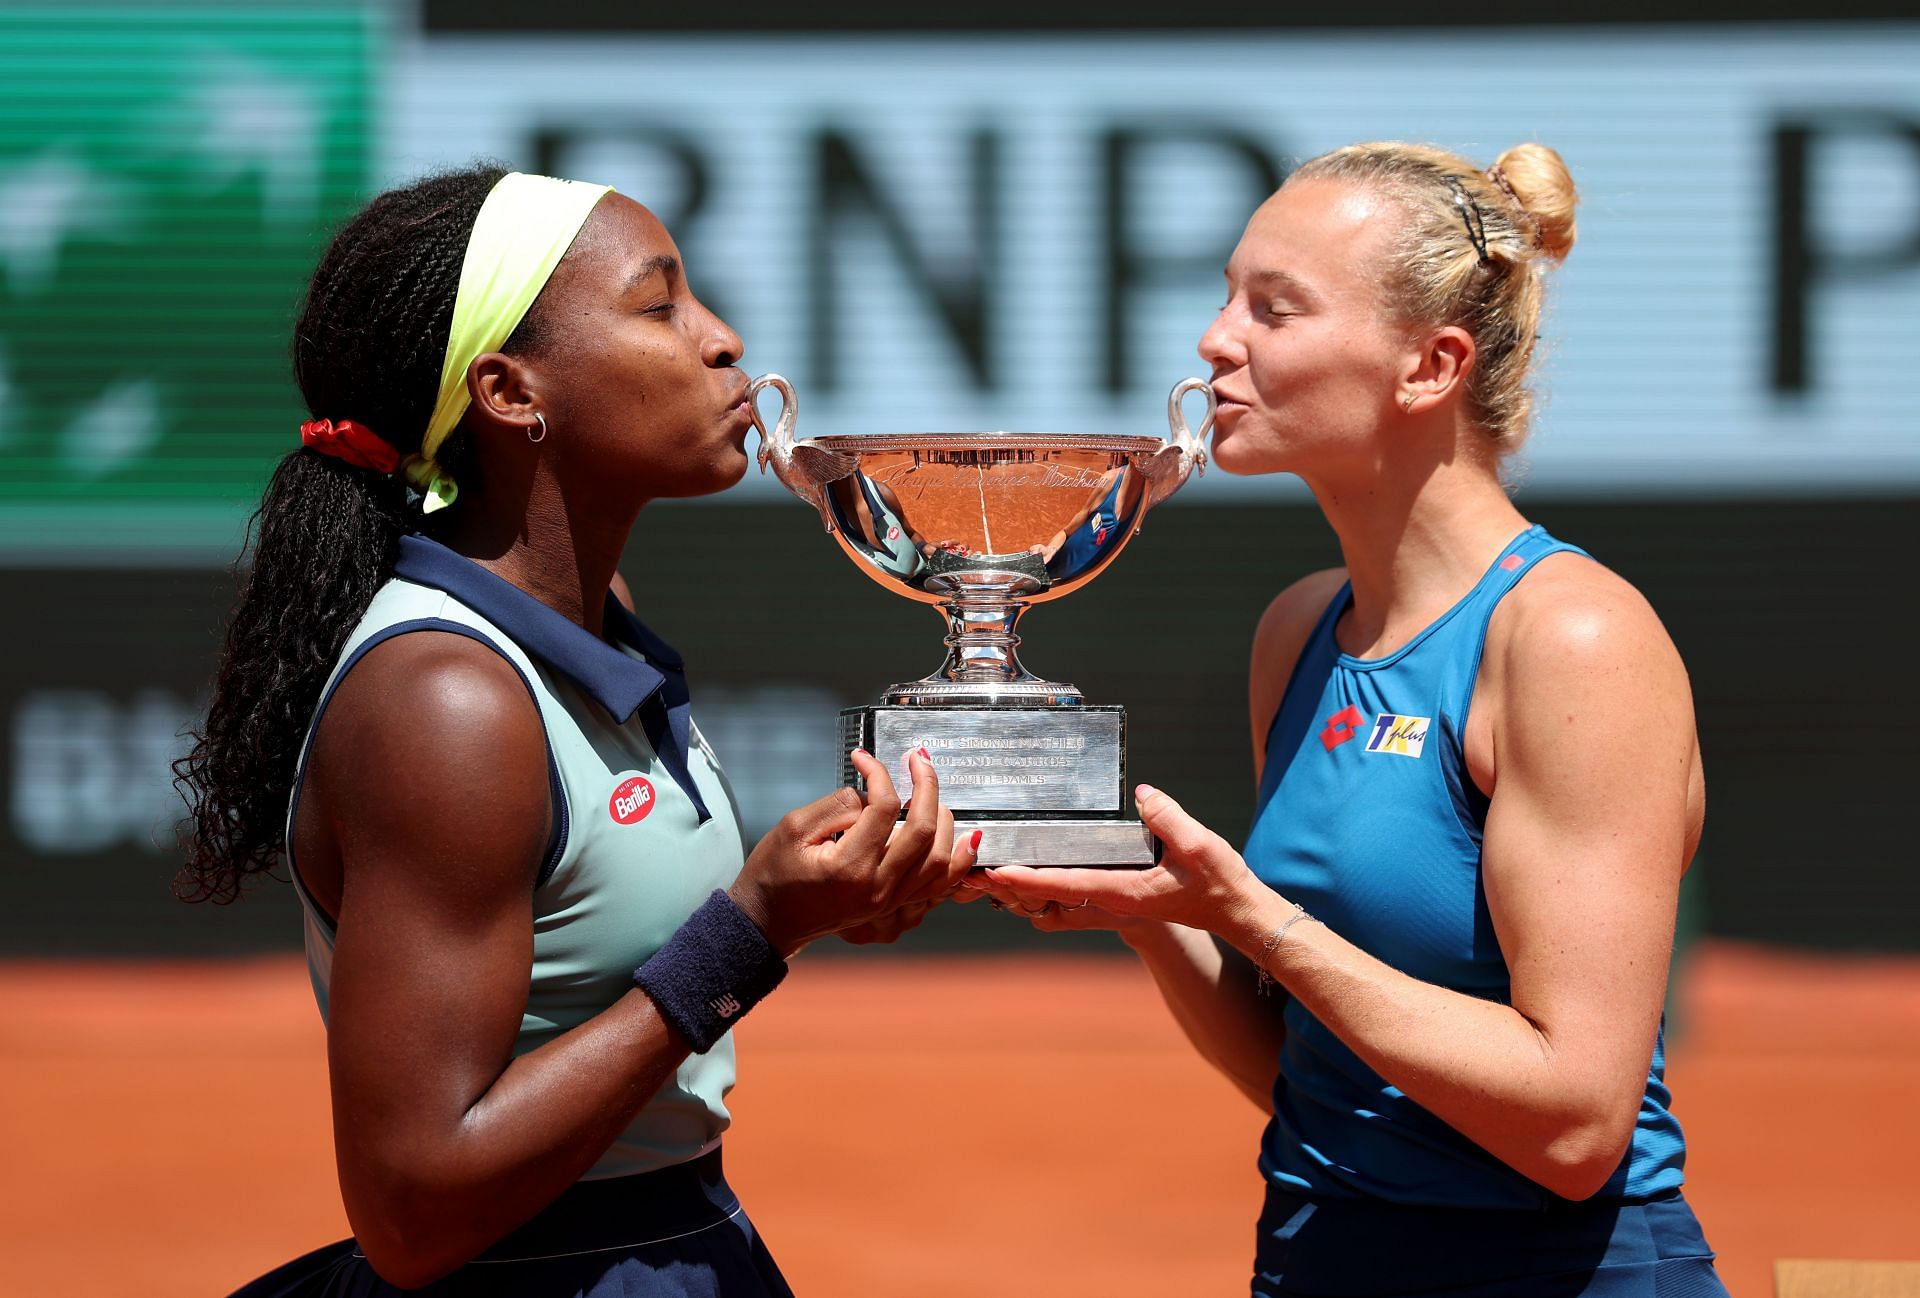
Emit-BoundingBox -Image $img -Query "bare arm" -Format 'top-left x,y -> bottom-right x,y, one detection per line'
1133,569 -> 1348,1106
307,635 -> 969,1286
982,904 -> 1283,1111
987,570 -> 1349,1110
1123,924 -> 1282,1111
987,560 -> 1700,1200
314,635 -> 675,1287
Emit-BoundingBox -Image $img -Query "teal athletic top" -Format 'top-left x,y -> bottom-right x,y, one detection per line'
286,534 -> 750,1180
1244,525 -> 1689,1209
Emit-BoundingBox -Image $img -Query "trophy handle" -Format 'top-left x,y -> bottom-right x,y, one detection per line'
749,372 -> 851,533
1142,377 -> 1215,510
749,372 -> 799,475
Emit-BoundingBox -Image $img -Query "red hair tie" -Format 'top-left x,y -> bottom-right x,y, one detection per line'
300,418 -> 402,475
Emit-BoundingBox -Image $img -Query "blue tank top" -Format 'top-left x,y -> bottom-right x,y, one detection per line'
1056,475 -> 1125,574
1244,525 -> 1688,1209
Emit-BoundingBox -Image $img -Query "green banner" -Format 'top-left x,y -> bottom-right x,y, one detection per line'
0,3 -> 375,556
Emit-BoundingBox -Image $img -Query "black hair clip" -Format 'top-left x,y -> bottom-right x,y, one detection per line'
1444,176 -> 1491,266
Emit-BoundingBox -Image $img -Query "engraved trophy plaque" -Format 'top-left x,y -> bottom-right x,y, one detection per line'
750,375 -> 1215,867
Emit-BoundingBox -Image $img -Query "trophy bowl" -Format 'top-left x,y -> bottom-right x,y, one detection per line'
747,376 -> 1215,869
750,374 -> 1216,708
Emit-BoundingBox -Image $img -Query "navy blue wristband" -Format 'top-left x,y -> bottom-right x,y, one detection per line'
632,890 -> 788,1054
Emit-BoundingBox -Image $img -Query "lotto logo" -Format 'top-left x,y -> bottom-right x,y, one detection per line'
1320,705 -> 1366,752
609,775 -> 657,824
710,993 -> 742,1020
1364,714 -> 1432,759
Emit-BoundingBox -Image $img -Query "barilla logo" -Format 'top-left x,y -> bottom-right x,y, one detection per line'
609,775 -> 657,825
1364,714 -> 1432,759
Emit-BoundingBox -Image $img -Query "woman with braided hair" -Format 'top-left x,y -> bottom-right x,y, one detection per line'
974,142 -> 1728,1296
176,166 -> 976,1296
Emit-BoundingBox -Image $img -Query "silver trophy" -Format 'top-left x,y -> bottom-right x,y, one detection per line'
750,375 -> 1215,867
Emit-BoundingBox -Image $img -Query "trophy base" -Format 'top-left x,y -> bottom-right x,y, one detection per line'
839,704 -> 1156,869
954,818 -> 1157,868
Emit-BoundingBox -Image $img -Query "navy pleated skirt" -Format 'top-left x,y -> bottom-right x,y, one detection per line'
226,1150 -> 791,1298
1253,1185 -> 1729,1297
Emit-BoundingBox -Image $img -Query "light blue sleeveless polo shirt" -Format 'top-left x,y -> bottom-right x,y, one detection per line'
286,534 -> 750,1180
1245,525 -> 1689,1209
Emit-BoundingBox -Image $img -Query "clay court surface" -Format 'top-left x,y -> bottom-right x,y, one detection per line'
2,942 -> 1916,1298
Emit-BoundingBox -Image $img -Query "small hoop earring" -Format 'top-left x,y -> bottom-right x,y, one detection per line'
1402,394 -> 1416,414
528,412 -> 548,444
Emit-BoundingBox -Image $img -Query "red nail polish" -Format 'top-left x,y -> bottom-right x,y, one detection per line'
852,748 -> 870,759
970,829 -> 983,851
917,746 -> 931,761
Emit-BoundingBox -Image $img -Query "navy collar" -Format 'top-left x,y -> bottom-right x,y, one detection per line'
392,533 -> 680,724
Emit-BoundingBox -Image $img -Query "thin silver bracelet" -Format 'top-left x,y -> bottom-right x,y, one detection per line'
1256,902 -> 1314,997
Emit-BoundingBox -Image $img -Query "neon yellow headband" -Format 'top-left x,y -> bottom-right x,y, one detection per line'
406,171 -> 614,513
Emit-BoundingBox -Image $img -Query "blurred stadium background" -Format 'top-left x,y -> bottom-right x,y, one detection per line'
0,3 -> 1914,1296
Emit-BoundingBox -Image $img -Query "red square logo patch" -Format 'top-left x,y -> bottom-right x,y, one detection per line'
1320,705 -> 1365,752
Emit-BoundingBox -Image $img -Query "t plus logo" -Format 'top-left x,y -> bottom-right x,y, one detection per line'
1364,713 -> 1432,759
1319,705 -> 1365,752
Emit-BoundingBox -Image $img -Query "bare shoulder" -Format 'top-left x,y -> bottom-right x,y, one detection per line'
1478,552 -> 1699,808
1252,567 -> 1350,670
1249,568 -> 1349,765
306,630 -> 551,906
317,631 -> 548,771
1477,551 -> 1707,877
1487,552 -> 1685,684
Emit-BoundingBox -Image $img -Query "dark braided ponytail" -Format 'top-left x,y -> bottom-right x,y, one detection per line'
173,165 -> 510,903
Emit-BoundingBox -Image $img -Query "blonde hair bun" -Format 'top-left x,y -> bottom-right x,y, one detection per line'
1490,143 -> 1577,263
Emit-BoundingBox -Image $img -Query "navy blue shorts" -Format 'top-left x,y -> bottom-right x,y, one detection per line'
226,1149 -> 792,1298
1253,1184 -> 1729,1297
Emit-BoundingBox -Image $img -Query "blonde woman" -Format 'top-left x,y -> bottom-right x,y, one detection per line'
976,143 -> 1727,1297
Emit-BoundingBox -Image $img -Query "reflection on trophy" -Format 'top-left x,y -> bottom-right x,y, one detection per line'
750,375 -> 1215,867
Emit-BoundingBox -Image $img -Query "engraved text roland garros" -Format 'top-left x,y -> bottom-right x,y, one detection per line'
901,733 -> 1087,787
